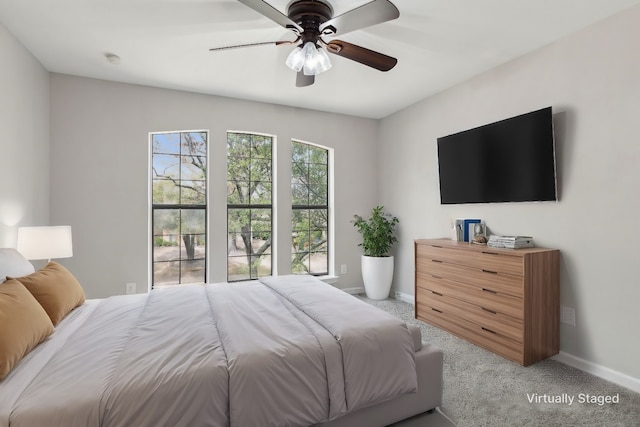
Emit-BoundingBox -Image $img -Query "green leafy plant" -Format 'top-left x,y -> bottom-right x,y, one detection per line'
352,206 -> 399,257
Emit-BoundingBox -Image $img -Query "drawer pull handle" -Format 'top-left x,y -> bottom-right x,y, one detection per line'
482,269 -> 498,274
431,259 -> 443,263
482,327 -> 497,334
482,307 -> 497,315
431,308 -> 443,314
482,251 -> 499,255
432,245 -> 443,248
432,291 -> 443,297
481,288 -> 497,294
430,274 -> 443,279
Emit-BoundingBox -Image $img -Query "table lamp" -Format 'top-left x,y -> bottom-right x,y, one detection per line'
17,226 -> 73,262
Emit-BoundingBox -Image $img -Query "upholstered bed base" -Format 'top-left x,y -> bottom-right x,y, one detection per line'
315,340 -> 444,427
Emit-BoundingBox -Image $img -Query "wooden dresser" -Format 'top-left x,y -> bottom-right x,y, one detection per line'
414,238 -> 559,366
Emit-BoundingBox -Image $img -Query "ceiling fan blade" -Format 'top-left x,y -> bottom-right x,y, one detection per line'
325,40 -> 397,71
319,0 -> 399,36
209,39 -> 297,52
236,0 -> 303,33
296,72 -> 315,87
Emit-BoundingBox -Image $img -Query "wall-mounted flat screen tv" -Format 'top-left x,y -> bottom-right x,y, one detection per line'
437,106 -> 557,204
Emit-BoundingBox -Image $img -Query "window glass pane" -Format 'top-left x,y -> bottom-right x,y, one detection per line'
154,261 -> 180,286
308,163 -> 327,184
182,209 -> 206,234
228,158 -> 250,181
228,209 -> 250,233
227,181 -> 249,204
182,132 -> 207,157
292,142 -> 308,162
153,133 -> 180,154
154,236 -> 180,261
228,256 -> 250,282
227,133 -> 250,157
252,136 -> 272,158
181,156 -> 206,180
292,209 -> 309,232
153,180 -> 180,205
181,180 -> 206,204
308,146 -> 328,164
181,259 -> 205,284
291,183 -> 308,206
251,159 -> 272,182
309,251 -> 328,275
250,182 -> 272,204
154,209 -> 179,235
153,154 -> 180,179
252,255 -> 271,277
292,161 -> 308,181
309,184 -> 327,205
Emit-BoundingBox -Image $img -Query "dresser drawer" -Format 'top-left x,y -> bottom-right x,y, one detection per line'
416,288 -> 523,342
416,258 -> 524,299
416,272 -> 523,320
416,304 -> 524,364
417,243 -> 524,276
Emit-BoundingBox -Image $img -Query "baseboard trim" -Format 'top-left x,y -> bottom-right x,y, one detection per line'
392,291 -> 415,305
552,351 -> 640,394
342,287 -> 365,295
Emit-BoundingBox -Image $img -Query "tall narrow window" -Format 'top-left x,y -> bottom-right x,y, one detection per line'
291,141 -> 329,275
227,132 -> 273,281
151,131 -> 207,288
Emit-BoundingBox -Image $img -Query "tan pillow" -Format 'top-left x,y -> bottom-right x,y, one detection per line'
10,261 -> 86,326
0,279 -> 55,380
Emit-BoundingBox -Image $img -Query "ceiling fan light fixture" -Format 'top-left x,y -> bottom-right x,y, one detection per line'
304,44 -> 332,76
289,41 -> 331,76
285,45 -> 306,72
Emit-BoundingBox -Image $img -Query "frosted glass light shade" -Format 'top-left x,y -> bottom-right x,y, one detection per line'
17,226 -> 73,260
285,46 -> 306,72
304,45 -> 332,76
286,42 -> 332,76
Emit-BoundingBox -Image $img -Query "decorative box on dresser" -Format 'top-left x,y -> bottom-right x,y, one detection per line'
414,238 -> 559,366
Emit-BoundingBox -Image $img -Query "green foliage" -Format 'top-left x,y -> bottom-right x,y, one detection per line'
352,206 -> 399,257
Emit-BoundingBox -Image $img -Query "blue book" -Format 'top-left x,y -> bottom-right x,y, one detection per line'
462,219 -> 481,242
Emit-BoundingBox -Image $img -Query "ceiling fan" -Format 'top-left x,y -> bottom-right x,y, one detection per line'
210,0 -> 400,87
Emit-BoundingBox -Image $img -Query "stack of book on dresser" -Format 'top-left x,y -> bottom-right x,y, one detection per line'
487,235 -> 534,249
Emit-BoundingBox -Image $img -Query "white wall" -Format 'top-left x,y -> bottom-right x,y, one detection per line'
49,74 -> 378,298
0,22 -> 49,247
379,7 -> 640,381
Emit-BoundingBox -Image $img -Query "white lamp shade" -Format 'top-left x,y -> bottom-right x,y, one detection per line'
17,226 -> 73,260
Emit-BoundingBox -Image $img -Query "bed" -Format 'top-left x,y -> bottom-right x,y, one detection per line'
0,249 -> 442,427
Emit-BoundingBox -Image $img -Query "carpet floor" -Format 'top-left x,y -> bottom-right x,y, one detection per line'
360,296 -> 640,427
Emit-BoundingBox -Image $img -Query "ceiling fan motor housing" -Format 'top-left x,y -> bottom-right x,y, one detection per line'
287,0 -> 334,44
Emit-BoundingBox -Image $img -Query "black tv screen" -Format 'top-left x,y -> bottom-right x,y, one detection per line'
437,107 -> 557,204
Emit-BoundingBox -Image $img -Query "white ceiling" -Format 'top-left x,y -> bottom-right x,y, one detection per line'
1,0 -> 639,119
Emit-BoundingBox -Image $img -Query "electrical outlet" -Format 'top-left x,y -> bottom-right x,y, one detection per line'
126,282 -> 136,295
560,306 -> 576,326
340,264 -> 347,274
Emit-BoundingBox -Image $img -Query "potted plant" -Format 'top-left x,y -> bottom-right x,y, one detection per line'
352,206 -> 399,300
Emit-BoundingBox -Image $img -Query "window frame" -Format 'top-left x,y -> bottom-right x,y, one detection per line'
150,130 -> 208,289
226,131 -> 274,282
291,139 -> 331,277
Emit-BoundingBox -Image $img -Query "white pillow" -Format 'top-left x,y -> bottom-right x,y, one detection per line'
0,248 -> 35,283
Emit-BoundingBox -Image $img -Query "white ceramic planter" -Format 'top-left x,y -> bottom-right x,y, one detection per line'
361,255 -> 394,300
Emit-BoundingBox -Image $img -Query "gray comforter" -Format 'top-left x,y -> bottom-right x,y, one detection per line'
0,275 -> 417,427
